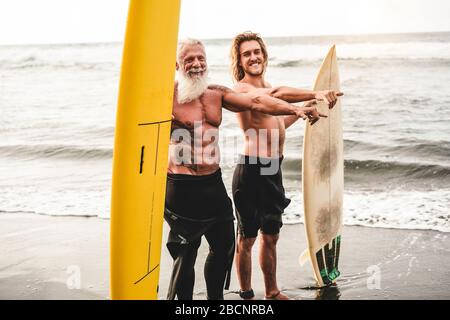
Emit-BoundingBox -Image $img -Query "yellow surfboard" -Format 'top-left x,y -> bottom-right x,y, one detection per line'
302,45 -> 343,287
110,0 -> 180,300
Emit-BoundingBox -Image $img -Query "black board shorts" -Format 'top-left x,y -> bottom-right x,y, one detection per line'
232,155 -> 291,238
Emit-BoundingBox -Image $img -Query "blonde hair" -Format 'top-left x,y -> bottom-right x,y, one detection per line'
230,32 -> 268,83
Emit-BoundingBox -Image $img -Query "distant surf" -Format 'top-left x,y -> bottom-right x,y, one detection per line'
1,32 -> 449,232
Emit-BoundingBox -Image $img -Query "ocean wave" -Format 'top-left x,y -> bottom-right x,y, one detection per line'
281,157 -> 450,182
0,55 -> 115,71
344,139 -> 450,159
82,126 -> 115,138
380,96 -> 434,107
344,159 -> 450,180
2,138 -> 448,169
281,188 -> 450,232
271,57 -> 450,68
3,53 -> 450,71
0,144 -> 112,160
282,138 -> 450,163
0,209 -> 99,218
2,190 -> 448,232
207,57 -> 450,69
283,215 -> 450,233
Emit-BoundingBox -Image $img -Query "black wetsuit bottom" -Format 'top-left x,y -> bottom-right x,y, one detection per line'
164,169 -> 235,300
165,220 -> 234,300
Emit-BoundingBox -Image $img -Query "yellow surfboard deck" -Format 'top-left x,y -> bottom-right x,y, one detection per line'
110,0 -> 180,300
302,45 -> 344,287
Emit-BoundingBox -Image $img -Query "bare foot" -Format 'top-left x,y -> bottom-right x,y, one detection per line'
264,291 -> 290,300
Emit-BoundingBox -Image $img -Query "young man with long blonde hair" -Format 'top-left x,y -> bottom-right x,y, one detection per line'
230,32 -> 343,300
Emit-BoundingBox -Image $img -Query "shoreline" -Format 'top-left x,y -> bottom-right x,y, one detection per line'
0,213 -> 449,300
2,210 -> 447,234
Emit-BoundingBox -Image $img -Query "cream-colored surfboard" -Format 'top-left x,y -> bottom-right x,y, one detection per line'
302,45 -> 343,287
110,0 -> 180,299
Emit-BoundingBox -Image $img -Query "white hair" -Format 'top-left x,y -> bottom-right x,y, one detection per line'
175,38 -> 209,104
177,38 -> 205,63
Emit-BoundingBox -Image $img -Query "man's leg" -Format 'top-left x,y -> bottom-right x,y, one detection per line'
235,234 -> 256,297
259,231 -> 289,300
166,229 -> 202,300
203,220 -> 235,300
232,161 -> 259,299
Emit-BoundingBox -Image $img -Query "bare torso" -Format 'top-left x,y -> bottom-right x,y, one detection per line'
168,85 -> 223,175
235,83 -> 286,158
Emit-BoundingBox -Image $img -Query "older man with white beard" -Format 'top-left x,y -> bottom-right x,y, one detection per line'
164,39 -> 324,300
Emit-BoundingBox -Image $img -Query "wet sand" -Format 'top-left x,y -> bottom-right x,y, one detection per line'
0,213 -> 449,300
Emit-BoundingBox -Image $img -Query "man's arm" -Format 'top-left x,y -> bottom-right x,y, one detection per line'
210,84 -> 302,117
269,87 -> 315,103
257,86 -> 343,108
284,100 -> 319,129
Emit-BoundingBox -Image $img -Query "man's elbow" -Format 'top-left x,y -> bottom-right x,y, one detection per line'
270,86 -> 287,100
250,96 -> 266,112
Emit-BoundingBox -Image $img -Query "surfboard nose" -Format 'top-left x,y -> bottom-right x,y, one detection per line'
327,45 -> 336,59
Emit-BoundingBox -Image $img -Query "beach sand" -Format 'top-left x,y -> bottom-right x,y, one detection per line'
0,213 -> 449,300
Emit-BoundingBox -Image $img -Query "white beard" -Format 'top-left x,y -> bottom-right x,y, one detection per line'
176,70 -> 209,104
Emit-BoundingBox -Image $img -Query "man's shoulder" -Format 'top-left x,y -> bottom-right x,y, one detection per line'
264,81 -> 272,88
234,81 -> 272,93
233,82 -> 255,93
207,84 -> 232,93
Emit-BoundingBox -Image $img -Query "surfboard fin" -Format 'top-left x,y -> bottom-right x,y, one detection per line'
298,248 -> 311,266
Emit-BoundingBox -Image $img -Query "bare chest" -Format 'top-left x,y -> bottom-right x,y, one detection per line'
172,91 -> 222,129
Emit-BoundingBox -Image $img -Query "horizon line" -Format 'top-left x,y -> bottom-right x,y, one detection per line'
1,29 -> 449,47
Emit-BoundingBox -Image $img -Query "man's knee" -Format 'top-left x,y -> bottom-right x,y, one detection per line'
209,239 -> 234,259
238,236 -> 256,251
167,234 -> 201,259
261,233 -> 279,247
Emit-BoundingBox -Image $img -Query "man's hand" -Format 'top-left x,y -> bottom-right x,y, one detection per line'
295,100 -> 327,125
314,90 -> 344,109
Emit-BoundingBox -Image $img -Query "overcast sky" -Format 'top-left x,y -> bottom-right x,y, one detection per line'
0,0 -> 449,45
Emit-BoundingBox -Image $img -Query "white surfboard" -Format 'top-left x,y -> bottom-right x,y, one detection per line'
302,45 -> 343,287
